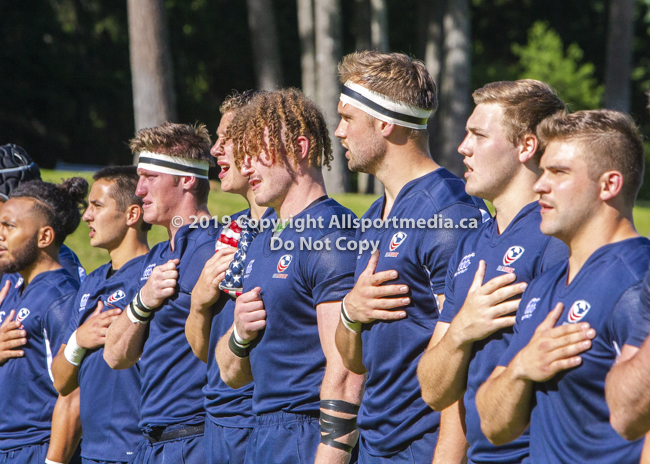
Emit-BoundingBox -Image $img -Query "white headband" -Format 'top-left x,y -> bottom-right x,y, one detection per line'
137,151 -> 210,179
339,80 -> 432,130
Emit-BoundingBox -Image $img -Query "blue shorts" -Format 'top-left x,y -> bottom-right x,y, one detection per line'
243,412 -> 320,464
82,459 -> 127,464
358,429 -> 438,464
128,425 -> 205,464
0,444 -> 48,464
204,416 -> 252,464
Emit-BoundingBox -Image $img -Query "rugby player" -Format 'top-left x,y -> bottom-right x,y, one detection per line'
476,110 -> 650,463
215,88 -> 365,464
103,123 -> 219,463
0,178 -> 87,463
185,90 -> 269,464
603,92 -> 650,442
332,51 -> 484,463
417,80 -> 567,463
51,167 -> 150,464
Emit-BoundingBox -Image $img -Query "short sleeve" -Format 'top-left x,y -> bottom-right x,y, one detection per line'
537,238 -> 569,274
609,283 -> 650,348
438,247 -> 462,322
304,229 -> 357,305
420,203 -> 480,295
43,292 -> 78,380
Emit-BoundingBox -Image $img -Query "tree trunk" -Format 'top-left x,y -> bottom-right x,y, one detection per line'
419,0 -> 444,164
438,0 -> 470,177
354,0 -> 371,52
604,0 -> 634,113
315,0 -> 347,193
370,0 -> 389,52
127,0 -> 177,133
297,0 -> 317,99
246,0 -> 283,90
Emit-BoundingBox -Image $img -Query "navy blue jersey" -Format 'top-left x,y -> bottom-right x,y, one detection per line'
244,198 -> 357,415
137,223 -> 222,431
0,269 -> 79,450
66,256 -> 145,462
498,237 -> 650,464
356,169 -> 485,456
204,209 -> 276,428
439,202 -> 567,463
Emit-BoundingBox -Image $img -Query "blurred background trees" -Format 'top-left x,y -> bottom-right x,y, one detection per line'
2,0 -> 650,195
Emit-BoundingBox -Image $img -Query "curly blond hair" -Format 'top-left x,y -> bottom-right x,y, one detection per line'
228,88 -> 332,170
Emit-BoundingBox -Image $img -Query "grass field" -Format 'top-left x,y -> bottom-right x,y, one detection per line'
42,170 -> 650,273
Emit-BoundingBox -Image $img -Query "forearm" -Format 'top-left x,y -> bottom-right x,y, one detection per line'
334,319 -> 366,375
47,389 -> 82,463
433,401 -> 468,464
52,346 -> 79,396
606,343 -> 650,440
315,362 -> 365,464
475,364 -> 533,446
103,311 -> 146,369
418,329 -> 473,411
185,303 -> 214,363
215,326 -> 254,388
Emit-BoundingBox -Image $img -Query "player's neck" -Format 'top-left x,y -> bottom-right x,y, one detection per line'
19,248 -> 62,287
108,230 -> 150,270
245,188 -> 267,221
376,148 -> 439,219
566,210 -> 638,284
491,175 -> 539,234
275,171 -> 327,221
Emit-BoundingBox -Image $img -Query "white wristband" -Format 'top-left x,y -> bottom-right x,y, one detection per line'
341,297 -> 362,333
127,304 -> 150,324
45,459 -> 65,464
63,330 -> 86,366
232,324 -> 251,346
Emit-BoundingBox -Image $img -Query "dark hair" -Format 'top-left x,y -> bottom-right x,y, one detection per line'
0,144 -> 41,200
11,177 -> 89,246
93,166 -> 152,231
537,109 -> 644,206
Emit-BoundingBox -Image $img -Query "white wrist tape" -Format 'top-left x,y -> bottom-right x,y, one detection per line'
64,330 -> 87,366
45,459 -> 65,464
341,297 -> 362,333
127,303 -> 150,324
232,325 -> 251,346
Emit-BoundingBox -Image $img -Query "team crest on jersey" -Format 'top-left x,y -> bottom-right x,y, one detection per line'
244,260 -> 255,280
141,263 -> 156,281
497,246 -> 525,273
454,253 -> 475,277
79,293 -> 91,311
16,308 -> 30,322
106,290 -> 126,308
273,255 -> 292,279
522,298 -> 540,321
386,232 -> 407,257
567,300 -> 591,323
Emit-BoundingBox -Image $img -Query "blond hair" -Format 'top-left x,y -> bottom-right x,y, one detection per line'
130,122 -> 213,163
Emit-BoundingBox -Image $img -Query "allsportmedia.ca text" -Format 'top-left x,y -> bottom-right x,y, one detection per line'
188,214 -> 479,232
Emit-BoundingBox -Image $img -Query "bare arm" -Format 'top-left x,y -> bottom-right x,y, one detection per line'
606,341 -> 650,440
216,287 -> 265,388
47,389 -> 82,463
334,316 -> 366,375
433,400 -> 468,464
52,344 -> 78,395
418,262 -> 524,410
186,248 -> 236,362
314,301 -> 366,464
476,303 -> 595,445
105,259 -> 179,369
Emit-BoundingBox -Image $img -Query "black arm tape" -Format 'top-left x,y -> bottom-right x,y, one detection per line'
320,400 -> 359,453
228,332 -> 251,358
136,290 -> 162,313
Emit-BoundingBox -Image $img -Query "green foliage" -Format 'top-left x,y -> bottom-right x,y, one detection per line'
512,21 -> 604,110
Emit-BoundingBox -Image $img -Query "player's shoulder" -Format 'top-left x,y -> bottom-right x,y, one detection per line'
46,268 -> 80,294
412,168 -> 483,211
82,262 -> 113,285
302,198 -> 357,239
603,237 -> 650,282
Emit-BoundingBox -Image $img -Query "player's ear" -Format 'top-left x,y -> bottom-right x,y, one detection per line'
599,170 -> 624,202
125,204 -> 142,228
518,134 -> 539,164
296,136 -> 310,162
37,225 -> 55,249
